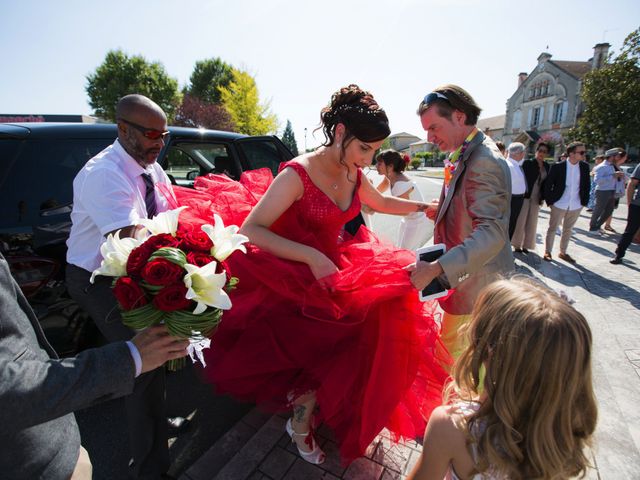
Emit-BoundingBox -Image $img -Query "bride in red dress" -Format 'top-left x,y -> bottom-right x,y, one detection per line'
176,84 -> 449,465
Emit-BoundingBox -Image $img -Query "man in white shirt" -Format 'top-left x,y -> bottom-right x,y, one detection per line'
505,142 -> 527,239
66,94 -> 178,479
542,142 -> 591,263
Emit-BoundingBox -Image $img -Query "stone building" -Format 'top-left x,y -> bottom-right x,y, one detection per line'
502,43 -> 610,158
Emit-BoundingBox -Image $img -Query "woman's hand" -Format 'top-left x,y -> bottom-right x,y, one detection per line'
308,250 -> 339,282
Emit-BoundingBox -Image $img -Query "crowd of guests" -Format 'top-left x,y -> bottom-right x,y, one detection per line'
4,85 -> 636,480
497,139 -> 639,266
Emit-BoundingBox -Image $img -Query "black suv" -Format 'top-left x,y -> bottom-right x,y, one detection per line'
0,122 -> 294,355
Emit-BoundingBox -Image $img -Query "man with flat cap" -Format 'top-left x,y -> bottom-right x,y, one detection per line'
66,94 -> 180,479
589,147 -> 626,233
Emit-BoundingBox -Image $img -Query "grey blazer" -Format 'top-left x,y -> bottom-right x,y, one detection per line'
0,253 -> 135,479
434,132 -> 515,315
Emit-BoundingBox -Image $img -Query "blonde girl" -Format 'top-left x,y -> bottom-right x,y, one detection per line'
409,276 -> 597,479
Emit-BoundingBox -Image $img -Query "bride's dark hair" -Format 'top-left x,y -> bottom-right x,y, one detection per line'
318,84 -> 390,147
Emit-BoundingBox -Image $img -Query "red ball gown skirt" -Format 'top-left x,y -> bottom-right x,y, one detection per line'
175,163 -> 450,462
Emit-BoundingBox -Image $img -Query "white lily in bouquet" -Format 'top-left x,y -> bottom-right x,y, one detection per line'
90,207 -> 248,369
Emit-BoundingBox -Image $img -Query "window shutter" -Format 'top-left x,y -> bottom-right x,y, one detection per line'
561,101 -> 568,123
527,109 -> 532,127
539,105 -> 545,126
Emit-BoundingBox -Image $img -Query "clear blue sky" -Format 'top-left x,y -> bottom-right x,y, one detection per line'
1,0 -> 638,148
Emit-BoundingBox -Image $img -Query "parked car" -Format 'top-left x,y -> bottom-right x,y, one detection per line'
0,122 -> 294,355
621,164 -> 638,180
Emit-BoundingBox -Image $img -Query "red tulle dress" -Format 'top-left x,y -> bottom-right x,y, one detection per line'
175,162 -> 450,462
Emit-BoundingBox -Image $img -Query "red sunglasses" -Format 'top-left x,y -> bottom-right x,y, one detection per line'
119,118 -> 170,140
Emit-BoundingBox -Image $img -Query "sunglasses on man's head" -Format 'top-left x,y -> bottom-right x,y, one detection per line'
423,91 -> 450,105
119,118 -> 170,140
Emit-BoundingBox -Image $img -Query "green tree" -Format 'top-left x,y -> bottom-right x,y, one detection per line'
219,69 -> 277,135
571,27 -> 640,148
86,50 -> 181,122
185,58 -> 233,104
281,120 -> 299,155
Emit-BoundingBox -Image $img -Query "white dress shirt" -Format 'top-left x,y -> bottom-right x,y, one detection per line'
506,156 -> 527,195
554,160 -> 582,211
67,140 -> 173,272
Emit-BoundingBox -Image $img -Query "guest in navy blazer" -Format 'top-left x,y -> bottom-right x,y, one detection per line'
542,141 -> 591,263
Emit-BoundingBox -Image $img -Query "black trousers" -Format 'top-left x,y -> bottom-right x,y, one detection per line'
509,194 -> 525,240
66,264 -> 169,479
615,204 -> 640,259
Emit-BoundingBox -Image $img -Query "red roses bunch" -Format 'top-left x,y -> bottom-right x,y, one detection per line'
91,207 -> 248,369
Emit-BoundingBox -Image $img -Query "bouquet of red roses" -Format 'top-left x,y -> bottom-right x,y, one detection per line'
91,206 -> 247,370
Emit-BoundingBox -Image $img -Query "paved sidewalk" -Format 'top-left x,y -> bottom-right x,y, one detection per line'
179,203 -> 640,480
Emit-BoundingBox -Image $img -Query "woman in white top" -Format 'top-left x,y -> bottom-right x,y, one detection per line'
373,150 -> 430,250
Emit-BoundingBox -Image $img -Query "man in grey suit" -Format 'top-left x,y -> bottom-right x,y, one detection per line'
409,85 -> 514,362
0,252 -> 187,479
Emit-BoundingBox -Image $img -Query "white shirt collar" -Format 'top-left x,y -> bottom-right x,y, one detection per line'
113,139 -> 152,179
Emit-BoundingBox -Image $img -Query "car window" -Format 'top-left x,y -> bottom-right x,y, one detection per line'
236,139 -> 284,176
0,138 -> 110,230
164,142 -> 237,182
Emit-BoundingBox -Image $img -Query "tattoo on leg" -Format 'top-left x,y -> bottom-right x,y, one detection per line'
293,405 -> 307,423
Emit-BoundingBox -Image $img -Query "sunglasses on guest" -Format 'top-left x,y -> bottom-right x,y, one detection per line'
423,91 -> 450,105
575,150 -> 587,155
119,118 -> 170,140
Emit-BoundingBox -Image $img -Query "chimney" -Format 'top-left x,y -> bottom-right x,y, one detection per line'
592,43 -> 610,69
518,72 -> 528,87
537,52 -> 552,64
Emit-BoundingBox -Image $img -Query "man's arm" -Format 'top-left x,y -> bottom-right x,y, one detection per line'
628,178 -> 639,205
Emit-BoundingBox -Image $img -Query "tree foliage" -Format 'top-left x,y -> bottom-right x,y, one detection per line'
173,94 -> 236,131
219,69 -> 278,136
572,28 -> 640,148
185,58 -> 233,104
86,50 -> 181,122
281,120 -> 299,155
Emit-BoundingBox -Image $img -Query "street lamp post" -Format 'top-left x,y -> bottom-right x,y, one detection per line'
304,128 -> 308,152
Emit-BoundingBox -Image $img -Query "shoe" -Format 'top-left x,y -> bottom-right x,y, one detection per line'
610,257 -> 623,264
604,225 -> 617,233
586,208 -> 593,212
167,416 -> 190,435
543,252 -> 552,261
558,253 -> 576,263
514,248 -> 523,253
285,418 -> 326,465
522,248 -> 529,254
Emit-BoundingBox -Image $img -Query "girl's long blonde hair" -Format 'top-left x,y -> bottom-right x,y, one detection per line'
449,276 -> 597,479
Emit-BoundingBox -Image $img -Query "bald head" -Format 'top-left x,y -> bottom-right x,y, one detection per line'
116,94 -> 166,123
116,94 -> 168,166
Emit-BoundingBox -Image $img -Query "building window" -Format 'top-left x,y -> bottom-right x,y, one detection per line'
532,106 -> 541,126
552,101 -> 566,124
512,110 -> 522,130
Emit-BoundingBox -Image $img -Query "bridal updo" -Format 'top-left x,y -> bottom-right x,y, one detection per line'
319,84 -> 390,147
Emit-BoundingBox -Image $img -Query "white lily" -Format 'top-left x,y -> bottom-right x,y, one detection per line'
90,231 -> 141,283
183,262 -> 232,314
201,214 -> 249,261
136,206 -> 187,236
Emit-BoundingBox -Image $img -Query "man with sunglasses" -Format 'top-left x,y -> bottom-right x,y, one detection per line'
66,94 -> 179,479
408,85 -> 514,363
542,141 -> 591,263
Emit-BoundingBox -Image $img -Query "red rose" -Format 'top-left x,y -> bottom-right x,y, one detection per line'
126,243 -> 154,278
141,258 -> 184,286
186,251 -> 215,267
216,260 -> 231,282
144,233 -> 180,251
180,230 -> 213,252
153,283 -> 192,311
112,277 -> 148,311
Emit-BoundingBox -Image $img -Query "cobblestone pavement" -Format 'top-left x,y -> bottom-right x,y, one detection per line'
179,203 -> 640,480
